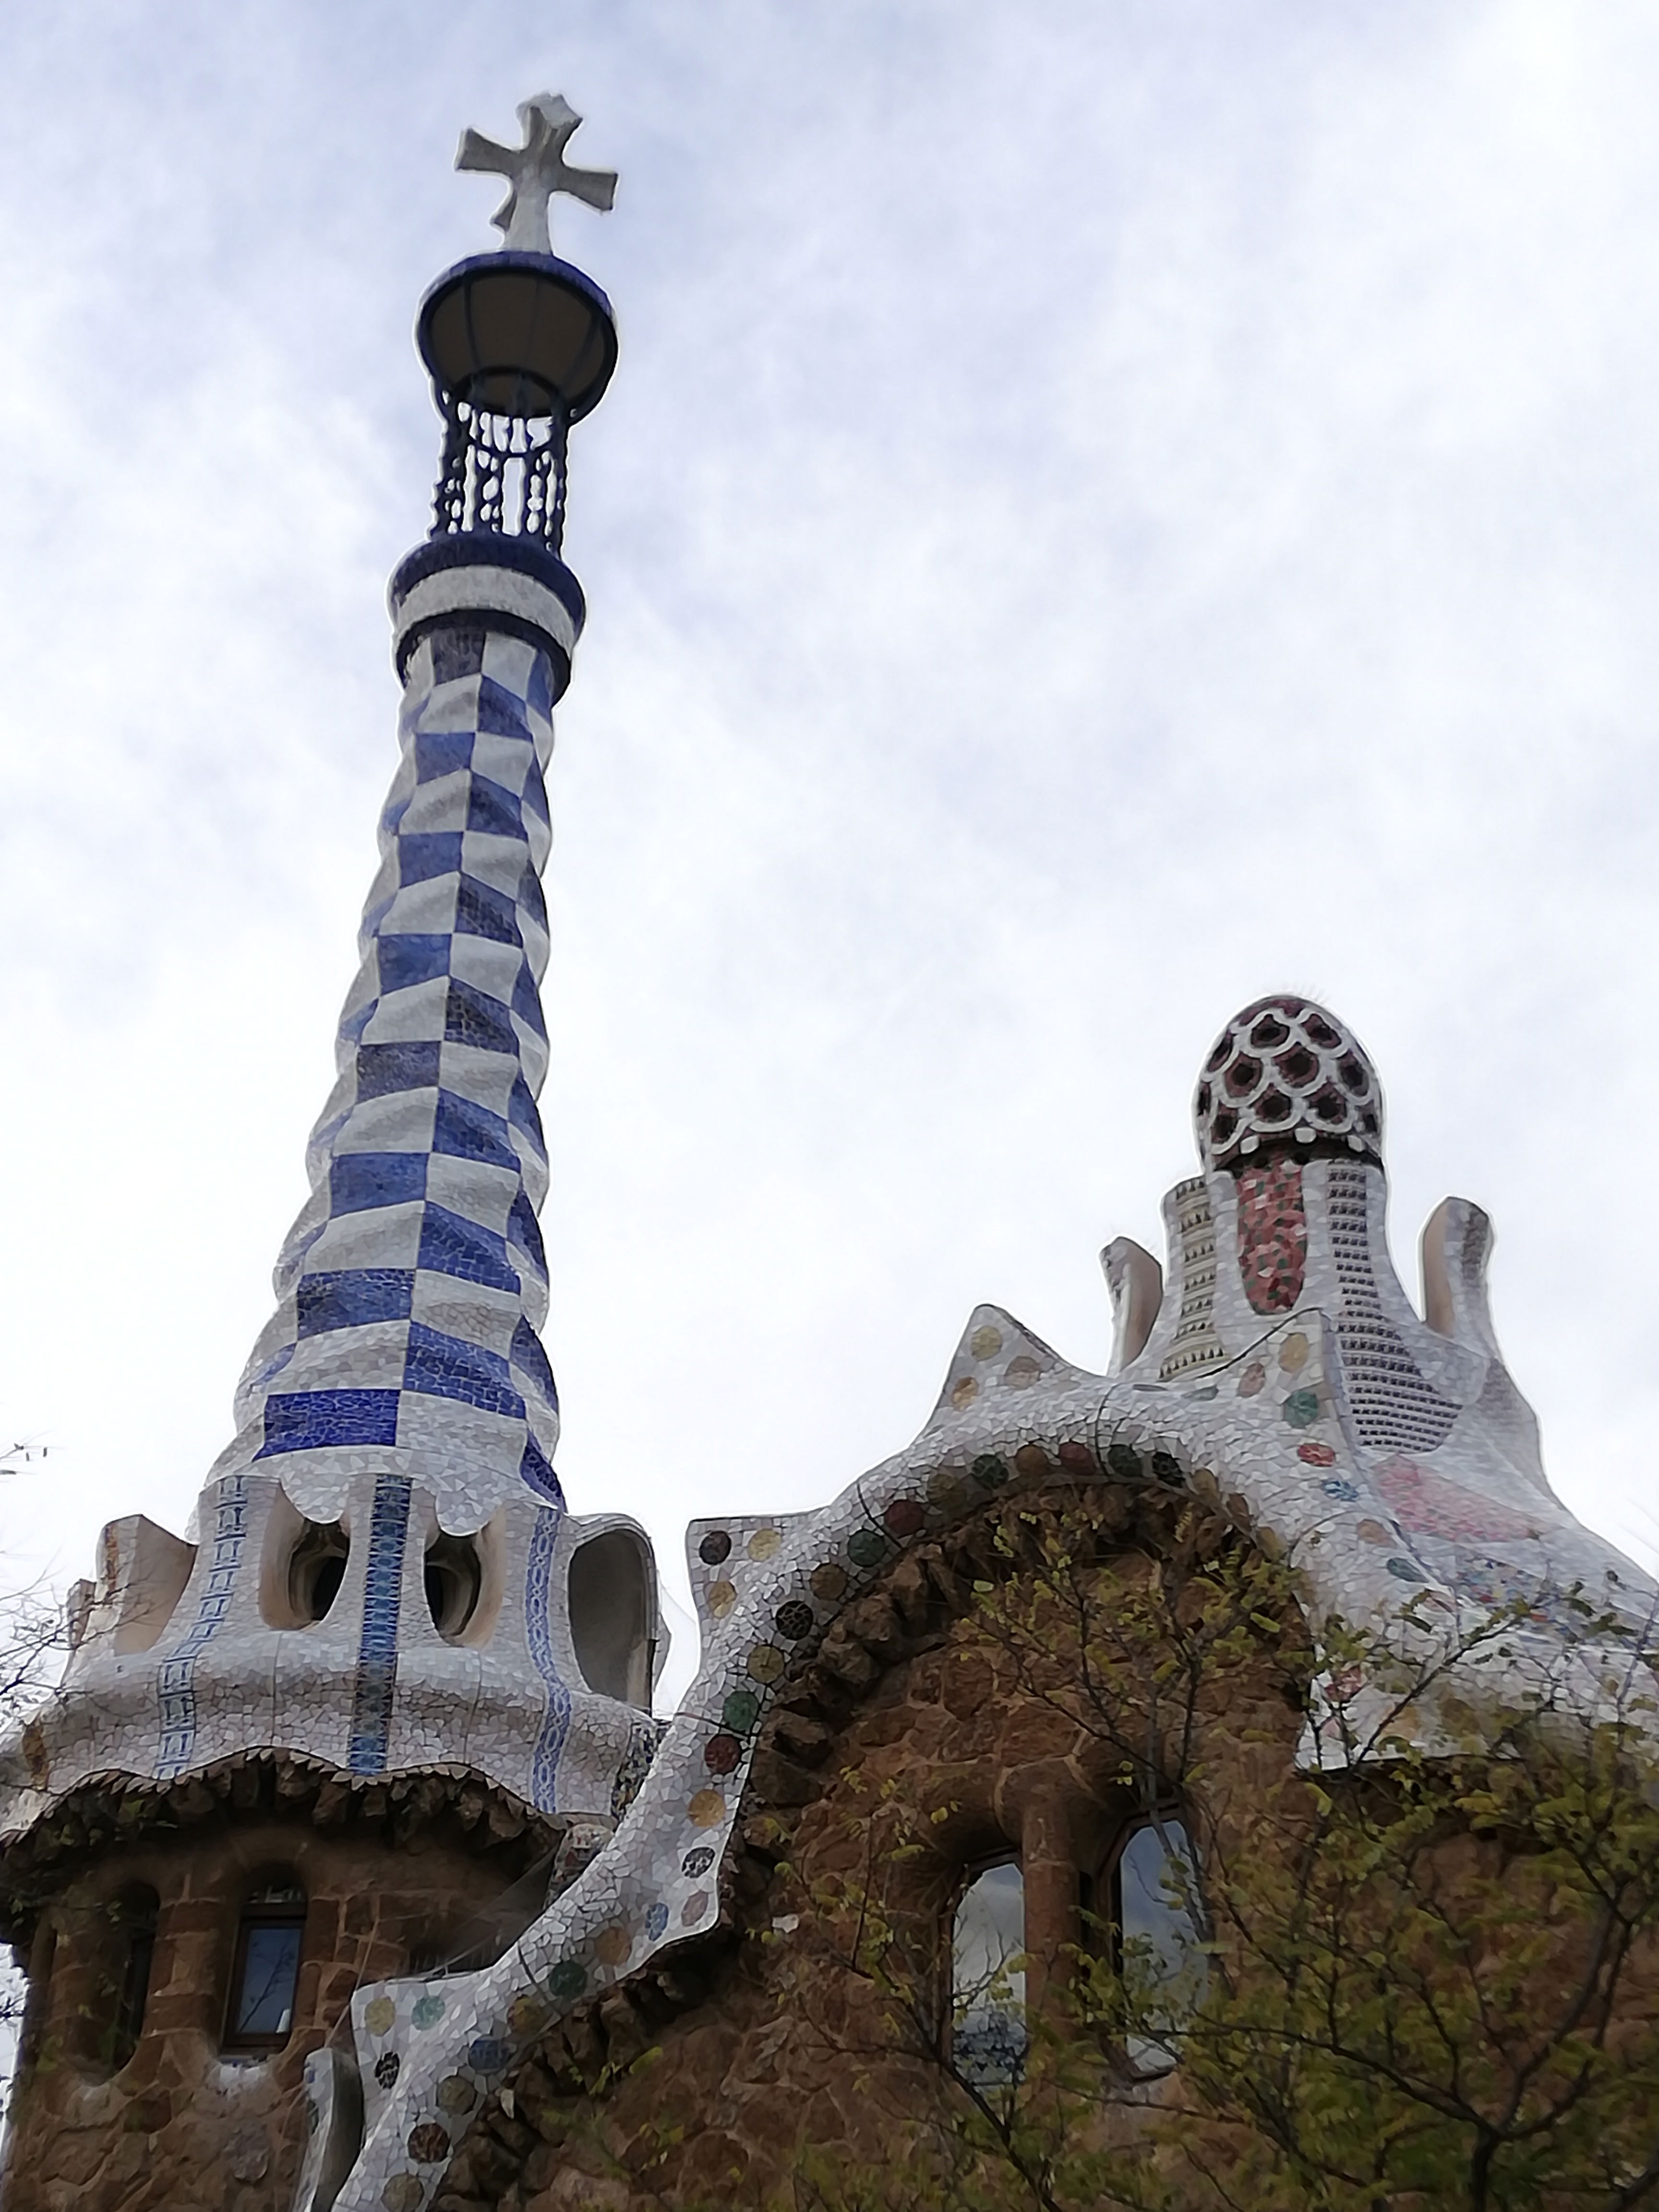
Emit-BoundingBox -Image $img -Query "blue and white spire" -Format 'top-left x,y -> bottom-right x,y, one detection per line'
207,97 -> 624,1534
222,615 -> 570,1528
0,96 -> 663,1862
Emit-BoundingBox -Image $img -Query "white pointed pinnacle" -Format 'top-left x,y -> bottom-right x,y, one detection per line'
456,92 -> 617,255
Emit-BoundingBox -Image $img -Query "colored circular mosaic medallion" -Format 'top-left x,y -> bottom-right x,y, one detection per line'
374,2051 -> 400,2090
1282,1389 -> 1320,1429
411,1993 -> 445,2030
1238,1362 -> 1266,1397
688,1788 -> 726,1827
548,1959 -> 588,1998
745,1642 -> 786,1683
698,1530 -> 732,1565
883,1499 -> 925,1538
381,2179 -> 424,2212
846,1528 -> 888,1567
774,1600 -> 814,1641
810,1562 -> 848,1601
1297,1442 -> 1336,1467
647,1902 -> 670,1938
682,1846 -> 716,1877
748,1527 -> 782,1560
364,1995 -> 397,2037
595,1925 -> 632,1966
970,1324 -> 1003,1358
682,1891 -> 709,1925
469,2038 -> 510,2073
707,1579 -> 736,1616
704,1732 -> 742,1775
436,2074 -> 476,2115
722,1689 -> 761,1731
408,2122 -> 451,2163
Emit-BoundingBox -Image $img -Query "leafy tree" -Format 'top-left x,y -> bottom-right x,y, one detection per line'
0,1443 -> 68,2129
767,1490 -> 1659,2212
544,1484 -> 1659,2212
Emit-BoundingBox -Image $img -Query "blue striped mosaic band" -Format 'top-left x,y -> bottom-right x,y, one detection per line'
155,1476 -> 249,1779
525,1504 -> 572,1811
347,1472 -> 413,1774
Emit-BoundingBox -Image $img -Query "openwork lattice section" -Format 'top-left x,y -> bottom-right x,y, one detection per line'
433,402 -> 571,551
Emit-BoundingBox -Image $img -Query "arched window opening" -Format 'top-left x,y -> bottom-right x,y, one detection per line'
260,1489 -> 350,1630
425,1532 -> 482,1640
950,1857 -> 1026,2089
107,1885 -> 158,2071
1094,1815 -> 1204,2076
14,1918 -> 57,2088
291,1520 -> 349,1623
225,1879 -> 306,2053
567,1527 -> 655,1707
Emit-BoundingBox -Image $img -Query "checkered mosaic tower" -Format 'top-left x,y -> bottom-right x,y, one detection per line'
221,106 -> 623,1531
0,96 -> 660,1838
225,611 -> 572,1520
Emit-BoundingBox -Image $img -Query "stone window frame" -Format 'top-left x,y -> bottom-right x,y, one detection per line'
40,1873 -> 166,2082
1082,1806 -> 1205,2078
946,1850 -> 1029,2085
106,1881 -> 160,2073
222,1873 -> 309,2055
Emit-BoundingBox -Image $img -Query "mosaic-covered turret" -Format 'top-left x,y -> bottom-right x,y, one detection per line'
319,995 -> 1653,2212
1121,993 -> 1565,1590
0,91 -> 660,1967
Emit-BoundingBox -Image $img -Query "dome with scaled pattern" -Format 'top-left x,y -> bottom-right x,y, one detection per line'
1194,996 -> 1383,1173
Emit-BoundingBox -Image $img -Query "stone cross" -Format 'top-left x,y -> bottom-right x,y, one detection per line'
457,94 -> 617,255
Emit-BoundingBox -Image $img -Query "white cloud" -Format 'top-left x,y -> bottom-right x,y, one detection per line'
1,0 -> 1657,1683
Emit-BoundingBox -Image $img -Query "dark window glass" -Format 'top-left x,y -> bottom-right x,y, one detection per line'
1111,1816 -> 1203,2074
108,1887 -> 158,2070
226,1884 -> 306,2050
950,1858 -> 1026,2087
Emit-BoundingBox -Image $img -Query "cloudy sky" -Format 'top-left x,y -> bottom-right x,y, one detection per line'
1,1 -> 1657,1702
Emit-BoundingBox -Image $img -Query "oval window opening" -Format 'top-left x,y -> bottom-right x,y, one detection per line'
950,1858 -> 1026,2090
1108,1815 -> 1204,2076
290,1520 -> 349,1625
567,1528 -> 654,1707
425,1534 -> 482,1641
108,1884 -> 159,2073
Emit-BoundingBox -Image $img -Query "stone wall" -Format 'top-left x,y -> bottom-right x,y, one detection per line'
11,1484 -> 1652,2212
1,1760 -> 557,2212
434,1488 -> 1311,2212
430,1485 -> 1659,2212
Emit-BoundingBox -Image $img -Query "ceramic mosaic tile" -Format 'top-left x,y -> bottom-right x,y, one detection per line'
323,1003 -> 1658,2212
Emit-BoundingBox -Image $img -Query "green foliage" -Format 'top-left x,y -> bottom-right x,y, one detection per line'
519,1498 -> 1659,2212
778,1504 -> 1659,2212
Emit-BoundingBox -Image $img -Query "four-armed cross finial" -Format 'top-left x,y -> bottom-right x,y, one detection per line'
457,93 -> 617,255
